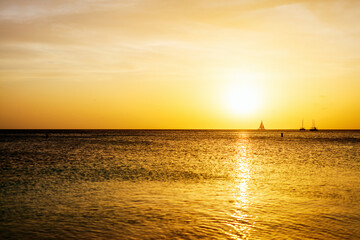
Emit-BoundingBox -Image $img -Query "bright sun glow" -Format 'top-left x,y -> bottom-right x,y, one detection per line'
225,84 -> 260,115
222,71 -> 262,116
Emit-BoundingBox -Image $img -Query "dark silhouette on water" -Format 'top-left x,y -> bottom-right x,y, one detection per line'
281,133 -> 284,137
258,120 -> 265,130
300,119 -> 306,131
310,120 -> 318,131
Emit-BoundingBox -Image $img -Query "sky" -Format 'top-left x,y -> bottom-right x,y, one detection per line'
0,0 -> 359,129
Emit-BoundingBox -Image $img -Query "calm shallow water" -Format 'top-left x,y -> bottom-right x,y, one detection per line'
1,130 -> 360,239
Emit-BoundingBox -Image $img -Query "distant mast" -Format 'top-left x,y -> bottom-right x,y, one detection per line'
259,120 -> 265,130
300,119 -> 306,131
310,120 -> 318,131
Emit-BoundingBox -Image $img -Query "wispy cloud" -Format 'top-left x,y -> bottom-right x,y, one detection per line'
0,0 -> 359,78
0,0 -> 359,128
0,0 -> 139,21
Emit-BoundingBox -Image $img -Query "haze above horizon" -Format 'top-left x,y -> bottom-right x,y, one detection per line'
0,0 -> 359,129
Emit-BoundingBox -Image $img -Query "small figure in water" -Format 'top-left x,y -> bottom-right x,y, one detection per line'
281,133 -> 284,137
45,133 -> 49,139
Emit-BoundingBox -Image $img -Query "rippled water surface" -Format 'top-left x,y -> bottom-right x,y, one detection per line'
1,130 -> 360,239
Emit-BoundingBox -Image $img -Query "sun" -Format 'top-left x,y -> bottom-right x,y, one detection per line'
218,69 -> 264,116
225,84 -> 260,115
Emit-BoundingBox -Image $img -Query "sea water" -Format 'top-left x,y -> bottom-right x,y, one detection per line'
0,130 -> 359,239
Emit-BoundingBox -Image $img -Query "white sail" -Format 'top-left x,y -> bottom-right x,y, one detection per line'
259,120 -> 265,130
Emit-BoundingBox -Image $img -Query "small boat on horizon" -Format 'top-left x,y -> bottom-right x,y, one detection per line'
310,120 -> 318,131
259,120 -> 265,130
300,119 -> 306,131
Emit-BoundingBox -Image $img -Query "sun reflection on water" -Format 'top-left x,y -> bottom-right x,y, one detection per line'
227,134 -> 255,239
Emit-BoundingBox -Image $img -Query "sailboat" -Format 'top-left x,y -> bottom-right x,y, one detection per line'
309,120 -> 318,131
258,120 -> 265,130
300,119 -> 306,131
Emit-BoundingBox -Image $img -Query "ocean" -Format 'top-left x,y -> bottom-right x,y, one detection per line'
1,130 -> 359,239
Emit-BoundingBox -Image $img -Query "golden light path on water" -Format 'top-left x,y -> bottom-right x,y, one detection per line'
227,133 -> 255,239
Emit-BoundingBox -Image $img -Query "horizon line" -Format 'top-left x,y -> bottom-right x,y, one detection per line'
1,128 -> 359,131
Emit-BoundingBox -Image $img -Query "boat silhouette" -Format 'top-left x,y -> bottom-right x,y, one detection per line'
258,120 -> 265,130
300,119 -> 306,131
310,120 -> 318,131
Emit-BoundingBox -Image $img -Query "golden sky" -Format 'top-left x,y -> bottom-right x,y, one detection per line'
0,0 -> 359,129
